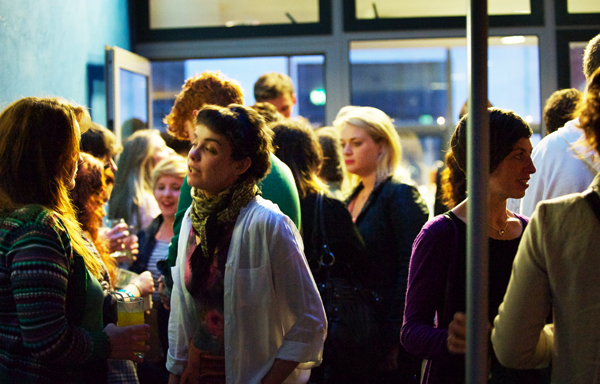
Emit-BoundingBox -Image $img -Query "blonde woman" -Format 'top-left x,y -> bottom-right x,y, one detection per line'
335,106 -> 429,383
130,155 -> 187,370
0,97 -> 149,384
108,130 -> 173,233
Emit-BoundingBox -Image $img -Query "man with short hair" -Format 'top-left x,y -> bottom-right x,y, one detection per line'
518,33 -> 600,217
254,72 -> 297,118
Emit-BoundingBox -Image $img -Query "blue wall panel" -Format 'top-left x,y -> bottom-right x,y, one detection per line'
0,0 -> 130,126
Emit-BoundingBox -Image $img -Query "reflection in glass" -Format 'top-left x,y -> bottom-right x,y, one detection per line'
120,69 -> 148,139
151,55 -> 325,129
150,0 -> 319,29
567,0 -> 600,13
355,0 -> 531,19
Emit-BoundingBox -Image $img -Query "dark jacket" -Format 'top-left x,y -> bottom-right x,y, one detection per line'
131,214 -> 163,275
346,176 -> 429,348
301,192 -> 368,284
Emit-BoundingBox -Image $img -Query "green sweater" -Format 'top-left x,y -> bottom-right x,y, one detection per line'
166,153 -> 300,267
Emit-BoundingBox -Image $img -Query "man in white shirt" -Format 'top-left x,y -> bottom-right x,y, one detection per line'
517,33 -> 600,217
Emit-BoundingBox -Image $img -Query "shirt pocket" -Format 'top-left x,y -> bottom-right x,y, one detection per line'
234,265 -> 272,306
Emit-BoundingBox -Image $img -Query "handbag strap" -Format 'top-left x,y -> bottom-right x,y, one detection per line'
318,192 -> 335,268
583,187 -> 600,224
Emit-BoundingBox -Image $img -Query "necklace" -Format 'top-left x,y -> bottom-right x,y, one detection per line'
489,214 -> 510,236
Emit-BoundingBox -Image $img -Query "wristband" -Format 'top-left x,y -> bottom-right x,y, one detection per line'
118,288 -> 135,298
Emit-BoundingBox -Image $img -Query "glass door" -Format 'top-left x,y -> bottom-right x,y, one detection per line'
105,46 -> 153,147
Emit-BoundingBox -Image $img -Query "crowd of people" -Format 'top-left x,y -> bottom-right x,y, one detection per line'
0,33 -> 599,384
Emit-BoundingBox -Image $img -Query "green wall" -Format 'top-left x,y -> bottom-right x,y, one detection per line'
0,0 -> 130,126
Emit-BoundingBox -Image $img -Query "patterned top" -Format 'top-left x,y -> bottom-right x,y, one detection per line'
184,227 -> 228,356
0,205 -> 110,383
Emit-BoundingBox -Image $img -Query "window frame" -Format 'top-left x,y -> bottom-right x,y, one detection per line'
555,0 -> 600,26
105,46 -> 153,147
556,29 -> 599,89
342,0 -> 544,32
133,0 -> 332,42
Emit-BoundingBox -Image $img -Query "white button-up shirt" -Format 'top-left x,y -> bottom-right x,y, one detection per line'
167,196 -> 326,384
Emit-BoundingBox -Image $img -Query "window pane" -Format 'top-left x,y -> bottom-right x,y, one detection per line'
350,37 -> 540,187
569,42 -> 587,90
355,0 -> 531,19
119,69 -> 149,138
350,46 -> 448,126
567,0 -> 600,13
151,55 -> 325,130
350,37 -> 540,126
150,0 -> 319,29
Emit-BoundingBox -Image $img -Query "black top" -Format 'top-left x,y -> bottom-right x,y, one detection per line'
347,176 -> 429,348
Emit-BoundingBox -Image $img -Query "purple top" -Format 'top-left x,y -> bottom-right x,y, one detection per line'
401,212 -> 542,384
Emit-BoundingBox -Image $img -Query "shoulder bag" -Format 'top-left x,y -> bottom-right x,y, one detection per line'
311,192 -> 381,373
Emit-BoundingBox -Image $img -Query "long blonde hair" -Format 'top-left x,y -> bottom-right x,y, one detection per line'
0,97 -> 102,278
108,129 -> 166,225
334,106 -> 404,189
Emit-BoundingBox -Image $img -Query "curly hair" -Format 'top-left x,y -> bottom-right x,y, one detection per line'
164,71 -> 244,140
440,150 -> 467,209
579,67 -> 600,155
271,120 -> 327,199
70,153 -> 116,281
195,104 -> 273,184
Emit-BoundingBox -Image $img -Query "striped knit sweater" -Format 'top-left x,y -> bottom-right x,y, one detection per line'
0,205 -> 110,383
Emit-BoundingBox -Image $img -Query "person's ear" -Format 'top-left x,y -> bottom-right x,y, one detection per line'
292,93 -> 297,106
234,157 -> 252,176
192,109 -> 200,117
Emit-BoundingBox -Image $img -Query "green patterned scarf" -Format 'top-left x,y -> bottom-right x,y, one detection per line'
190,180 -> 259,259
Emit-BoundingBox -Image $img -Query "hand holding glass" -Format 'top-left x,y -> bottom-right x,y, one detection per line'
117,296 -> 146,358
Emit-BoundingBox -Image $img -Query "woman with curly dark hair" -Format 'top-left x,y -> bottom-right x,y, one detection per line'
492,67 -> 600,384
402,108 -> 543,384
167,104 -> 326,384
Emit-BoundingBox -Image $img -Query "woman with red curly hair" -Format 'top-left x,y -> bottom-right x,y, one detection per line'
71,153 -> 155,384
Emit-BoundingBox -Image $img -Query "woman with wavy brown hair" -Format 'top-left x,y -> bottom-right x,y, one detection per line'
0,97 -> 149,384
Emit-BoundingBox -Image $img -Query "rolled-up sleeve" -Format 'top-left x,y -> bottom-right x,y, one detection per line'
269,216 -> 327,366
